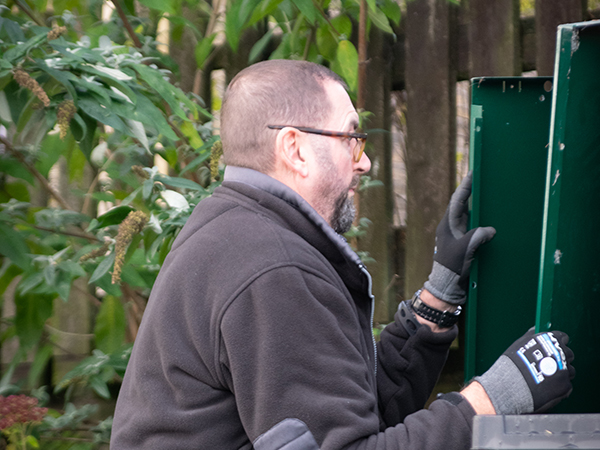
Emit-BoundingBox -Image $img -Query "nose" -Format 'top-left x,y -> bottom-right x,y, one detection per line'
354,152 -> 371,174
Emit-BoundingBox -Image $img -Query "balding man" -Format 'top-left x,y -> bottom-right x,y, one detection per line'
111,60 -> 574,450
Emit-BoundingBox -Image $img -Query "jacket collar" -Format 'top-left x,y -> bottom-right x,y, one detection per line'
222,166 -> 368,292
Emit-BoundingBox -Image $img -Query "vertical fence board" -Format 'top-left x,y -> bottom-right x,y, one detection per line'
404,0 -> 458,298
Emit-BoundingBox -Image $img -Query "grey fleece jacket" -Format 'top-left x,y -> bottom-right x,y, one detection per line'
110,167 -> 476,450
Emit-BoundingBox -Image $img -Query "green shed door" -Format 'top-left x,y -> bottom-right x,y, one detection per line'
465,77 -> 553,381
536,21 -> 600,413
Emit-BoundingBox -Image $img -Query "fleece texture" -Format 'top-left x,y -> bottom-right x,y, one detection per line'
111,167 -> 476,450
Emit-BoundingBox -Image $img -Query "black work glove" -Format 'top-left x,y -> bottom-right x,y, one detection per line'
475,328 -> 575,414
424,171 -> 496,304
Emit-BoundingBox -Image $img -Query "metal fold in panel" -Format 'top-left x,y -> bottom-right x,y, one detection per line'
466,76 -> 553,381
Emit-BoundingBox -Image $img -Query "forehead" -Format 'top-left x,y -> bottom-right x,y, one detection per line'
323,80 -> 359,129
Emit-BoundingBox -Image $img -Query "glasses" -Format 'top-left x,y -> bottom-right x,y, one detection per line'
267,125 -> 368,163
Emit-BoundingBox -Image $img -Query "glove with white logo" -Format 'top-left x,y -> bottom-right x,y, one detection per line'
424,171 -> 496,305
475,328 -> 575,414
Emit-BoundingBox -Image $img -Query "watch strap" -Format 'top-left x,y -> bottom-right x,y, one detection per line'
410,290 -> 461,328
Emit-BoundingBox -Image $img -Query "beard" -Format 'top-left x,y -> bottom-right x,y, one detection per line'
330,174 -> 360,234
331,192 -> 356,234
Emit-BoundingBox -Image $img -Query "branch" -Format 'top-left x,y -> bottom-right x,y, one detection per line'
0,135 -> 74,211
311,0 -> 340,36
20,222 -> 101,242
111,0 -> 143,48
71,284 -> 102,307
13,0 -> 45,27
303,27 -> 316,61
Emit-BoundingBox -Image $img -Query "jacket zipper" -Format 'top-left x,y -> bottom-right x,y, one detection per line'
359,264 -> 377,378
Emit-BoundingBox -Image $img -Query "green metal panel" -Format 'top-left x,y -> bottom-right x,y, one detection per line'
536,21 -> 600,413
465,77 -> 553,381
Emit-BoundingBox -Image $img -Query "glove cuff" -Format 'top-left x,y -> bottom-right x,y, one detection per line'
474,355 -> 534,415
424,261 -> 466,305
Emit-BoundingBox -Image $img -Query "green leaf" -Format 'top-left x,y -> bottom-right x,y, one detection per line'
3,32 -> 47,64
131,64 -> 187,121
73,111 -> 98,160
120,264 -> 149,288
0,158 -> 35,185
89,376 -> 111,399
1,18 -> 25,43
73,78 -> 113,104
225,0 -> 247,52
331,13 -> 352,37
28,344 -> 54,388
33,59 -> 78,102
195,34 -> 217,69
368,6 -> 394,35
67,138 -> 85,183
336,40 -> 358,92
138,0 -> 176,14
26,435 -> 40,449
14,292 -> 53,350
0,262 -> 22,298
17,272 -> 44,295
380,0 -> 401,26
43,264 -> 57,287
317,24 -> 337,62
291,0 -> 318,24
180,121 -> 203,150
365,0 -> 376,13
248,0 -> 285,26
132,93 -> 178,141
269,33 -> 292,60
36,133 -> 66,178
249,28 -> 276,64
89,205 -> 134,231
57,260 -> 87,278
94,295 -> 125,354
77,97 -> 131,136
157,174 -> 205,192
89,252 -> 115,284
0,222 -> 31,270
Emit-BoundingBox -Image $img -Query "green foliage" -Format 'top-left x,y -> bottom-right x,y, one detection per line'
0,3 -> 224,447
0,0 -> 400,446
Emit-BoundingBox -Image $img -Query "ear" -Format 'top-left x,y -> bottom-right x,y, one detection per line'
275,127 -> 309,178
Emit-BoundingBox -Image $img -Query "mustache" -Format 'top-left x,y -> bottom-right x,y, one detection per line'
349,175 -> 361,191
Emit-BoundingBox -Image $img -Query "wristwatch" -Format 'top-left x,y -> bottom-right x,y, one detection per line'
410,290 -> 461,328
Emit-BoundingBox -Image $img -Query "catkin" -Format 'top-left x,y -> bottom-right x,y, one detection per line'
112,211 -> 148,284
13,68 -> 50,107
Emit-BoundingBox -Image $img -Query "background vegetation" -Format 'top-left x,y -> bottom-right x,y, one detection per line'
0,0 -> 398,447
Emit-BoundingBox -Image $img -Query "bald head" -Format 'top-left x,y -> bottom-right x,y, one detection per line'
220,60 -> 346,174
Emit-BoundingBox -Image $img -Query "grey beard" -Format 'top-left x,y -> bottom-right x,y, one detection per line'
331,194 -> 356,234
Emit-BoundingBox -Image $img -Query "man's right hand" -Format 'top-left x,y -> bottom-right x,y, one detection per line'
473,329 -> 575,414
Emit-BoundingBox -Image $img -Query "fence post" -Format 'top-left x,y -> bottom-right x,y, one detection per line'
469,0 -> 521,76
535,0 -> 586,76
404,0 -> 458,299
357,27 -> 395,324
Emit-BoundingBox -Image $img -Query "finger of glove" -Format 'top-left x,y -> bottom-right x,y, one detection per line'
448,173 -> 473,238
554,331 -> 576,379
459,226 -> 496,279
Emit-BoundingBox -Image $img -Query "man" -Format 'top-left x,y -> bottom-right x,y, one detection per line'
111,60 -> 574,449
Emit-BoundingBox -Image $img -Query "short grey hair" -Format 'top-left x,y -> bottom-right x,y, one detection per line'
220,60 -> 346,173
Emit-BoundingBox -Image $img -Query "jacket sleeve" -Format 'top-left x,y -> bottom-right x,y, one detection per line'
376,309 -> 458,426
218,265 -> 474,450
